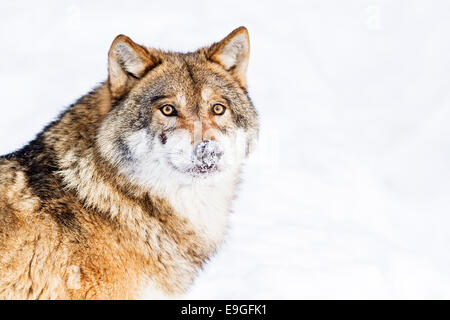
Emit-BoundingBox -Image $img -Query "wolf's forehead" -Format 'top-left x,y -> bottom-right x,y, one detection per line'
146,68 -> 222,99
172,88 -> 215,112
177,87 -> 215,102
174,58 -> 228,90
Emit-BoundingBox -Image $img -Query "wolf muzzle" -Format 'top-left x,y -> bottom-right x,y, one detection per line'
193,140 -> 224,172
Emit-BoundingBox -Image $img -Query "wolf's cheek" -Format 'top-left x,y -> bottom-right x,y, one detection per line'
162,129 -> 194,171
125,129 -> 153,159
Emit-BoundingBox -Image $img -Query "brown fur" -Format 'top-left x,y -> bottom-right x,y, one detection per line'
0,27 -> 258,299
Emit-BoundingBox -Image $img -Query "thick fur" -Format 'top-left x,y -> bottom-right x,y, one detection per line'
0,27 -> 258,299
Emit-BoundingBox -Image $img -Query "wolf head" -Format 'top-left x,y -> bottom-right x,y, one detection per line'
97,27 -> 258,191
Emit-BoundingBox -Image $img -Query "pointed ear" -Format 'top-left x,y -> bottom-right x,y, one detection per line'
208,27 -> 250,88
108,34 -> 158,100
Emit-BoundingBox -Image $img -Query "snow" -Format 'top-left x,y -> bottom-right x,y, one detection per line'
1,0 -> 450,299
193,140 -> 223,173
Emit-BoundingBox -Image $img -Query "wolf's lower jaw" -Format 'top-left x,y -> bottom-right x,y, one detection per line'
166,158 -> 220,178
176,164 -> 221,178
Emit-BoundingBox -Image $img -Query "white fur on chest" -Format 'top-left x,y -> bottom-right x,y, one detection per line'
164,178 -> 233,244
136,176 -> 235,300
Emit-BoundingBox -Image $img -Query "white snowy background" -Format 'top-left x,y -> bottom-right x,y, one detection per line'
1,0 -> 450,299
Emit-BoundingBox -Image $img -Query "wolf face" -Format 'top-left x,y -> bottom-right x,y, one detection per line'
97,27 -> 258,191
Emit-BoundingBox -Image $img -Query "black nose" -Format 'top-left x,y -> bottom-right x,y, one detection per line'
194,140 -> 223,169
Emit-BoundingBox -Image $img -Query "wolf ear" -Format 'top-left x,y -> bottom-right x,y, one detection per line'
108,35 -> 158,100
208,27 -> 250,88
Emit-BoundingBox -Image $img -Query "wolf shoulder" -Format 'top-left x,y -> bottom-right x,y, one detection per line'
0,157 -> 40,215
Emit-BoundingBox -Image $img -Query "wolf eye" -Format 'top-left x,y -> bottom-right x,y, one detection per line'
212,104 -> 226,115
160,104 -> 177,116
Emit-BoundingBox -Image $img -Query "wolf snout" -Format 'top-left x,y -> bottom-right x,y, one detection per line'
194,140 -> 223,169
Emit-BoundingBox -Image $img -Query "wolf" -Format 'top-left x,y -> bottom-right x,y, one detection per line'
0,26 -> 258,299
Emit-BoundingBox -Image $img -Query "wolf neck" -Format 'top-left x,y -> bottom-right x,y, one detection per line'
149,171 -> 238,244
49,83 -> 235,247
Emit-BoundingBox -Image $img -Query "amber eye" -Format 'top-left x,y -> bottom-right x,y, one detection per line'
160,104 -> 177,116
212,104 -> 226,115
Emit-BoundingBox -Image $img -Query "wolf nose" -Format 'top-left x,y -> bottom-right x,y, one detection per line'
194,140 -> 223,168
